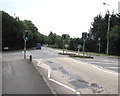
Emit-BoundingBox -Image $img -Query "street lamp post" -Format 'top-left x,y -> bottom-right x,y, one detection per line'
107,12 -> 110,55
103,3 -> 110,55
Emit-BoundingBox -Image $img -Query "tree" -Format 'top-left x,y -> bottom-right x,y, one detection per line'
69,38 -> 82,51
2,11 -> 25,50
89,12 -> 120,55
90,14 -> 107,53
109,25 -> 120,55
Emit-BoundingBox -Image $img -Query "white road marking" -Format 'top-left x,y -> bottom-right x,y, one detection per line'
91,65 -> 118,75
22,51 -> 31,57
34,59 -> 81,95
104,67 -> 119,69
48,69 -> 51,78
43,50 -> 57,56
74,58 -> 118,75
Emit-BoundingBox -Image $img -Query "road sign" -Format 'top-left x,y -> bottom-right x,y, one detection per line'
65,44 -> 69,48
77,44 -> 82,49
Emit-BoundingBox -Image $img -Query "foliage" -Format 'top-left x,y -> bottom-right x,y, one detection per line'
109,25 -> 120,55
2,10 -> 120,56
2,11 -> 47,50
90,12 -> 120,55
2,11 -> 25,50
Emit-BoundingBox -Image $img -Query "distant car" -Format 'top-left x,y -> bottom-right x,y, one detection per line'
36,43 -> 41,49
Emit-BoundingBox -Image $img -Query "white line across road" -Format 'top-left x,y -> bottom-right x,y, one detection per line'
104,67 -> 119,69
34,59 -> 81,95
91,65 -> 118,75
74,59 -> 118,75
43,50 -> 57,56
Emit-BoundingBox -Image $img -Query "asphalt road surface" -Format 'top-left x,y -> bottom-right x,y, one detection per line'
28,46 -> 119,73
27,46 -> 119,94
2,52 -> 53,94
2,47 -> 119,94
76,55 -> 119,73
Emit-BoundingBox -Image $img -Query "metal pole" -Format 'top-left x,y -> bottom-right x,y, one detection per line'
66,47 -> 67,54
63,40 -> 64,54
98,38 -> 101,55
78,48 -> 80,55
103,3 -> 110,55
99,43 -> 101,55
107,13 -> 110,55
83,39 -> 85,56
24,39 -> 26,59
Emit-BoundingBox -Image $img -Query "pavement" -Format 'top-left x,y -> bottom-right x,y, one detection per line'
2,55 -> 53,95
0,52 -> 2,95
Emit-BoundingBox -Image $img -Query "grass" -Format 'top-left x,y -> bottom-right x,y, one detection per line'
48,46 -> 119,58
69,54 -> 94,59
58,52 -> 76,55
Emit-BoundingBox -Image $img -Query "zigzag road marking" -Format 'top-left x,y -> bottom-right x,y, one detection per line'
33,59 -> 81,95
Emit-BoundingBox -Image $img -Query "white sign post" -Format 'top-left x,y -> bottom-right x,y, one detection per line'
65,44 -> 69,54
77,44 -> 82,55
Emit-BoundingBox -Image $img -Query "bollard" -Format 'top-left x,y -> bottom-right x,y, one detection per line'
30,55 -> 32,62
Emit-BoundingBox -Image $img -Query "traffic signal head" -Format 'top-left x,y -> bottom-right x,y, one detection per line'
25,29 -> 29,40
62,34 -> 66,40
82,32 -> 87,40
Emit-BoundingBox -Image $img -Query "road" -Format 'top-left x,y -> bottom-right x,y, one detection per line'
27,46 -> 119,94
76,54 -> 119,73
2,51 -> 53,94
2,47 -> 119,94
28,46 -> 119,73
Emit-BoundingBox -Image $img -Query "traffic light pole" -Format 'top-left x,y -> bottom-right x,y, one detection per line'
24,39 -> 26,59
83,39 -> 85,56
63,40 -> 65,54
78,48 -> 80,55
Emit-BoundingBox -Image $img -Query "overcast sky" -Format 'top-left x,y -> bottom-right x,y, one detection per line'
0,0 -> 119,38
